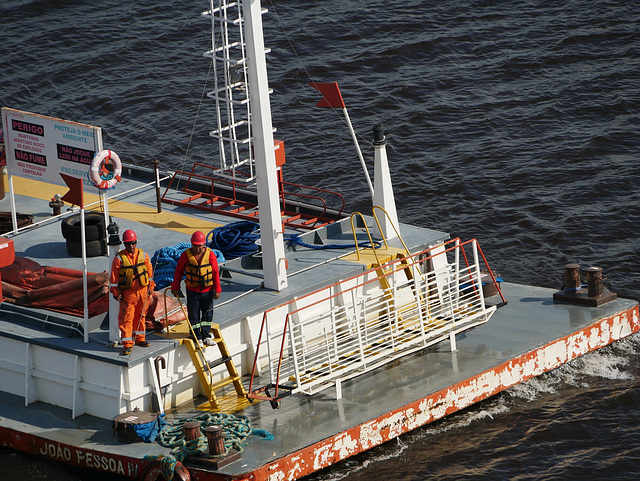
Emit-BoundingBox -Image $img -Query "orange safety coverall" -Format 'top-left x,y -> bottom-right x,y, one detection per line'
110,248 -> 155,348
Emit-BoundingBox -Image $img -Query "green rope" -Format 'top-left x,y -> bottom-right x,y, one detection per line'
145,412 -> 272,480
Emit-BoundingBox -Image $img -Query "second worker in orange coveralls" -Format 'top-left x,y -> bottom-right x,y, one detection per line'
110,229 -> 155,356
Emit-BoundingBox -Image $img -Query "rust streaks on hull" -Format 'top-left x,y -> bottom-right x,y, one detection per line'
253,305 -> 639,481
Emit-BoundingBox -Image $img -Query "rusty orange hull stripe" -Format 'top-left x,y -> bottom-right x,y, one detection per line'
249,305 -> 639,481
0,305 -> 637,481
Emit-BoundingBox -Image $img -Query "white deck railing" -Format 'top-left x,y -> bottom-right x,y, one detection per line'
251,238 -> 499,398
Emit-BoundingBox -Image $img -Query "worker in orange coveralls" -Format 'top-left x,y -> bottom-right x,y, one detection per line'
110,229 -> 155,356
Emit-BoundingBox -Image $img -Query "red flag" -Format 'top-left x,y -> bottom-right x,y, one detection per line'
60,173 -> 84,208
309,82 -> 346,109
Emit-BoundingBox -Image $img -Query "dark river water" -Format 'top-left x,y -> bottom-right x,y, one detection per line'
1,0 -> 640,479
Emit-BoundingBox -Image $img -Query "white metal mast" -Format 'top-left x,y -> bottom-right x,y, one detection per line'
204,0 -> 287,290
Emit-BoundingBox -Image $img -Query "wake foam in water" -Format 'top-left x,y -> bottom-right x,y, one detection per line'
310,332 -> 640,480
313,437 -> 409,481
424,403 -> 510,435
508,333 -> 637,402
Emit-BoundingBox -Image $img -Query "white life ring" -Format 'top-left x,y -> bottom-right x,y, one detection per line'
89,149 -> 122,190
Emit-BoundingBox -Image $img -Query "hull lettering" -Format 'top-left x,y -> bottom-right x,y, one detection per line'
38,441 -> 136,476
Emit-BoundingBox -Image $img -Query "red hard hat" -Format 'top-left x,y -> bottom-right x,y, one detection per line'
122,229 -> 137,243
191,231 -> 206,246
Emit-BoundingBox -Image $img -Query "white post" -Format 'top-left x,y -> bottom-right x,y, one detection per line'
101,189 -> 110,239
108,224 -> 121,345
0,112 -> 17,232
449,331 -> 457,352
335,379 -> 342,400
343,108 -> 374,199
100,189 -> 114,328
243,0 -> 287,291
7,172 -> 17,232
371,125 -> 399,241
80,208 -> 89,342
472,239 -> 485,308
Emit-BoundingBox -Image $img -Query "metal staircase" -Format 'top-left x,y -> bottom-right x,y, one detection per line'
248,220 -> 506,406
174,292 -> 245,410
184,323 -> 246,410
160,161 -> 346,230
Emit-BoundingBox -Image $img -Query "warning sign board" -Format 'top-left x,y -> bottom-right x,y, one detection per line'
1,107 -> 103,188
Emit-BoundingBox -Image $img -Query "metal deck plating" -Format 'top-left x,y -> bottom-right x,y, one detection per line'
0,170 -> 637,481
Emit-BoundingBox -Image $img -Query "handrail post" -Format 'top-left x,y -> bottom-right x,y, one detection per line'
152,159 -> 162,213
454,239 -> 461,310
349,212 -> 381,265
475,242 -> 507,305
472,239 -> 485,307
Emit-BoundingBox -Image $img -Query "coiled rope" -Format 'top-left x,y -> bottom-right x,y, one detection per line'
151,242 -> 226,290
151,222 -> 379,289
286,233 -> 382,250
207,221 -> 260,260
145,412 -> 272,480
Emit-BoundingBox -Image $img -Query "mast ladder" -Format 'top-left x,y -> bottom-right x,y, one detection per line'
202,0 -> 266,182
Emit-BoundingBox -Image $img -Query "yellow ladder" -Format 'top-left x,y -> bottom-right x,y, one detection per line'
167,292 -> 246,410
359,206 -> 431,332
184,323 -> 246,410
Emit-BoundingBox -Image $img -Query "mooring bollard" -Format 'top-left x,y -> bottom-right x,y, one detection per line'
204,425 -> 225,456
182,421 -> 201,441
554,263 -> 617,306
585,266 -> 604,297
563,263 -> 581,292
49,195 -> 64,216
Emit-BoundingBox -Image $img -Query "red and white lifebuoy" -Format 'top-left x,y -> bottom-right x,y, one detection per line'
89,149 -> 122,190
